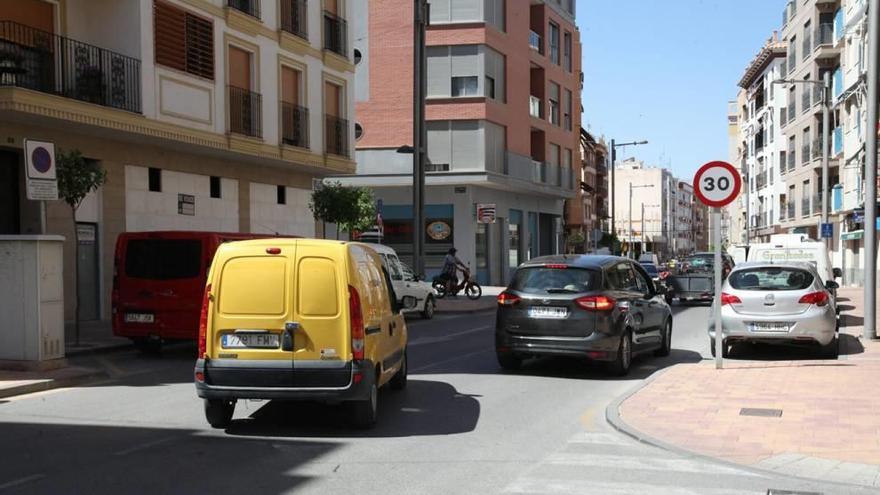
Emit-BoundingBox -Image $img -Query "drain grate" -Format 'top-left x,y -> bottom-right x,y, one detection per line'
740,407 -> 783,418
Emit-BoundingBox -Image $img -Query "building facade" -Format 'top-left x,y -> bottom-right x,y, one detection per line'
613,159 -> 671,258
0,0 -> 356,322
344,0 -> 582,285
564,128 -> 607,252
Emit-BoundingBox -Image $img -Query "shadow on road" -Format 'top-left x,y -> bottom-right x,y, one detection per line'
224,379 -> 480,438
721,333 -> 864,362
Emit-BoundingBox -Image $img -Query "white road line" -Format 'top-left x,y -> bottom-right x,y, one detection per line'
113,436 -> 176,456
544,452 -> 761,477
505,478 -> 754,495
410,348 -> 492,373
409,325 -> 494,347
0,474 -> 45,491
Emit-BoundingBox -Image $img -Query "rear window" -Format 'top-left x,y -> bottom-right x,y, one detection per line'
685,255 -> 713,267
510,267 -> 600,295
641,263 -> 658,275
124,239 -> 202,280
728,267 -> 814,291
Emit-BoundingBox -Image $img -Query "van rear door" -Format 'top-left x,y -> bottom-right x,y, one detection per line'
292,242 -> 349,362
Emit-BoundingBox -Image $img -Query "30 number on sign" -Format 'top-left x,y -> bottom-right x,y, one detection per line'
693,161 -> 741,208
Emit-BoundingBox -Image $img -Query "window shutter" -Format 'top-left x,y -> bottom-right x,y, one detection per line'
185,13 -> 214,79
154,1 -> 186,72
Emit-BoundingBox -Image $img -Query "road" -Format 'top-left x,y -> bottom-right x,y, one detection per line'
0,303 -> 872,494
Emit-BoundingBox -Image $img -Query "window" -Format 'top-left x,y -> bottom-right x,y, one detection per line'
148,167 -> 162,192
729,267 -> 814,291
427,120 -> 504,172
549,83 -> 560,125
510,267 -> 600,294
549,22 -> 560,64
563,31 -> 572,72
429,0 -> 505,31
563,89 -> 572,130
154,1 -> 214,80
210,176 -> 221,198
485,76 -> 495,99
452,76 -> 479,96
125,239 -> 202,280
277,185 -> 286,205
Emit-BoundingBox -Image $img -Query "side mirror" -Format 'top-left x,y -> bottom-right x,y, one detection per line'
833,267 -> 842,279
401,295 -> 418,310
825,280 -> 840,290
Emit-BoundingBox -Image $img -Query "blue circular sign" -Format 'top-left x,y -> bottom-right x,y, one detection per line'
32,147 -> 52,173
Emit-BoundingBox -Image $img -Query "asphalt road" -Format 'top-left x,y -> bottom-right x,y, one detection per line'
0,303 -> 872,494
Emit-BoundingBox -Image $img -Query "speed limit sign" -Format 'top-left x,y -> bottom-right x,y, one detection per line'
693,161 -> 742,208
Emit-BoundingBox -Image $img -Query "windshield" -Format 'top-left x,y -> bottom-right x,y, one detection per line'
641,263 -> 659,275
728,267 -> 814,291
510,267 -> 600,295
124,239 -> 202,280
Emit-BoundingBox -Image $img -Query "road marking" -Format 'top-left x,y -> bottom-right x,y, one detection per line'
505,478 -> 753,494
113,436 -> 176,456
409,325 -> 493,347
410,348 -> 492,373
544,452 -> 761,476
0,474 -> 45,491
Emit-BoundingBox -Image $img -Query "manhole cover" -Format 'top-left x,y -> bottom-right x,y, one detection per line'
740,407 -> 783,418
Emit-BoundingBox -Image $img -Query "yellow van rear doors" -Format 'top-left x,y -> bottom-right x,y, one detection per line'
292,243 -> 349,362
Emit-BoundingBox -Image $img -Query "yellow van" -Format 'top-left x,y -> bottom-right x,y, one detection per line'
194,238 -> 414,429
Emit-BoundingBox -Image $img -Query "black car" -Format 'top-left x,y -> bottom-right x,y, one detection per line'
495,255 -> 673,376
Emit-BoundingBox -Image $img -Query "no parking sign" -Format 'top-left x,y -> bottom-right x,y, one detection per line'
24,139 -> 58,201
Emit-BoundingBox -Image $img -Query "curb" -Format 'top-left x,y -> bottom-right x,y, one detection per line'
65,342 -> 133,357
0,368 -> 107,399
604,365 -> 877,492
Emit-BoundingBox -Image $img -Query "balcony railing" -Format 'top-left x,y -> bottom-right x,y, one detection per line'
228,0 -> 260,18
787,51 -> 796,73
801,197 -> 811,217
802,88 -> 811,112
812,137 -> 823,160
815,24 -> 833,48
787,201 -> 796,219
0,21 -> 141,113
229,86 -> 262,138
323,11 -> 347,58
325,114 -> 349,156
787,101 -> 796,123
281,102 -> 309,148
280,0 -> 308,40
801,144 -> 811,164
529,30 -> 542,53
529,95 -> 541,118
812,194 -> 825,215
756,170 -> 766,189
802,34 -> 812,60
787,150 -> 796,170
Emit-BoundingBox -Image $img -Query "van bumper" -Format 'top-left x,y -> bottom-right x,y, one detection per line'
194,358 -> 376,402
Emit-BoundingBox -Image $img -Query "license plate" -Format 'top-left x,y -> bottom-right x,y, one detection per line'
749,322 -> 790,333
222,333 -> 280,349
125,313 -> 154,323
528,306 -> 568,319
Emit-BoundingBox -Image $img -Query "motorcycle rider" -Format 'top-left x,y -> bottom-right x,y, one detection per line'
440,247 -> 468,295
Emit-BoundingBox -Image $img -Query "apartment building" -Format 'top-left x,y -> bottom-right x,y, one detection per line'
670,180 -> 695,255
726,98 -> 743,245
613,159 -> 671,257
737,33 -> 788,243
0,0 -> 356,322
564,128 -> 607,252
343,0 -> 582,285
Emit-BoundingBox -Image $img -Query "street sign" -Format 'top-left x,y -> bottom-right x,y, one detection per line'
476,203 -> 496,224
693,161 -> 742,208
821,223 -> 833,239
24,139 -> 58,201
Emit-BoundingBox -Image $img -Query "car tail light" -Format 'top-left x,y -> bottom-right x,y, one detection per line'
720,292 -> 741,306
575,295 -> 615,311
497,292 -> 521,306
266,247 -> 281,255
799,291 -> 829,307
544,264 -> 568,269
349,285 -> 365,360
197,283 -> 212,359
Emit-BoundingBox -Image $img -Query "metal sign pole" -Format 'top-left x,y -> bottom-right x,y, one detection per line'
714,207 -> 723,369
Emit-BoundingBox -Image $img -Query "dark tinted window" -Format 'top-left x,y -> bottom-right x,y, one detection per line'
641,263 -> 659,276
511,267 -> 600,294
605,263 -> 640,291
124,239 -> 202,280
728,267 -> 814,291
684,254 -> 714,270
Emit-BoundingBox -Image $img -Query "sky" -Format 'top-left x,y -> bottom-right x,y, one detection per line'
577,0 -> 786,181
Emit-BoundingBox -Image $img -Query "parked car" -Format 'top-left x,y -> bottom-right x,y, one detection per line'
747,237 -> 841,286
495,255 -> 673,376
707,261 -> 839,359
194,238 -> 416,429
639,262 -> 662,283
366,244 -> 437,319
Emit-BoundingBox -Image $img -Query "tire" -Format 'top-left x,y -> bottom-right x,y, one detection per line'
665,293 -> 673,305
133,338 -> 162,354
821,336 -> 839,360
709,338 -> 729,358
390,351 -> 408,390
204,399 -> 235,429
654,319 -> 672,357
433,281 -> 447,299
351,381 -> 378,429
465,283 -> 482,300
421,296 -> 435,319
496,351 -> 522,371
607,330 -> 633,376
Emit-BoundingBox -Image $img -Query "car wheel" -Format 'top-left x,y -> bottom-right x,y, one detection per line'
204,399 -> 235,429
821,336 -> 839,360
654,320 -> 672,357
421,296 -> 435,319
496,350 -> 522,371
665,293 -> 673,305
607,330 -> 632,376
433,281 -> 447,299
390,351 -> 408,390
133,338 -> 161,354
351,381 -> 378,429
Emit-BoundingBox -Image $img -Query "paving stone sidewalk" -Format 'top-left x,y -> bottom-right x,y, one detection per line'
614,287 -> 880,488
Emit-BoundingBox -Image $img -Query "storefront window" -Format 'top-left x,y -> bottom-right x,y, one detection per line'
475,222 -> 489,284
509,209 -> 522,269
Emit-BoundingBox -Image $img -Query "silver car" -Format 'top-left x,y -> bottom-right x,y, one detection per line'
707,261 -> 839,359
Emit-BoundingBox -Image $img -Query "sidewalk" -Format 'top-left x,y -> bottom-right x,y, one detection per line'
611,287 -> 880,488
434,286 -> 503,314
65,320 -> 131,356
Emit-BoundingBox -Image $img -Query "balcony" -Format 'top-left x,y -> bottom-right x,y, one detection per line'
787,101 -> 796,124
529,95 -> 542,118
325,114 -> 349,156
228,0 -> 260,18
0,21 -> 141,113
801,197 -> 811,217
811,137 -> 823,160
281,102 -> 309,148
228,86 -> 262,138
812,193 -> 825,215
801,89 -> 811,113
756,170 -> 766,189
787,51 -> 796,74
529,30 -> 542,54
832,67 -> 843,100
280,0 -> 308,40
815,24 -> 833,49
801,34 -> 812,61
323,11 -> 347,58
786,201 -> 796,220
801,144 -> 811,165
787,150 -> 796,170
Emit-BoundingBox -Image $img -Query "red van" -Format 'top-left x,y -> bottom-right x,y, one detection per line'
112,231 -> 275,351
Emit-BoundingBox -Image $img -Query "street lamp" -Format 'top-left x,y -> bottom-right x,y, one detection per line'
629,183 -> 654,259
610,139 -> 648,253
774,75 -> 832,248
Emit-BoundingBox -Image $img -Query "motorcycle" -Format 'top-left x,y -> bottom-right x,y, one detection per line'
432,267 -> 482,300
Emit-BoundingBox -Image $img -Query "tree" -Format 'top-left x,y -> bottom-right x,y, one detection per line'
309,182 -> 376,239
56,149 -> 107,346
566,229 -> 585,254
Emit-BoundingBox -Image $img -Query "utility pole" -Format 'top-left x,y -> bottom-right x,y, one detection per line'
411,0 -> 427,276
821,70 -> 831,251
864,0 -> 878,339
641,202 -> 645,256
610,139 -> 616,245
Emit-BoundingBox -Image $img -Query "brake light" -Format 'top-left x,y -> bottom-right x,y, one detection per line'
349,285 -> 365,360
799,291 -> 829,307
544,264 -> 568,269
266,247 -> 281,255
575,295 -> 615,311
197,283 -> 211,359
720,292 -> 741,306
497,292 -> 521,306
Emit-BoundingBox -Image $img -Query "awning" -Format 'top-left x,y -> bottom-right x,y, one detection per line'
842,230 -> 864,241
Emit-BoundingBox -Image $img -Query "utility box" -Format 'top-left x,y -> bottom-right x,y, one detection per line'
0,236 -> 66,370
